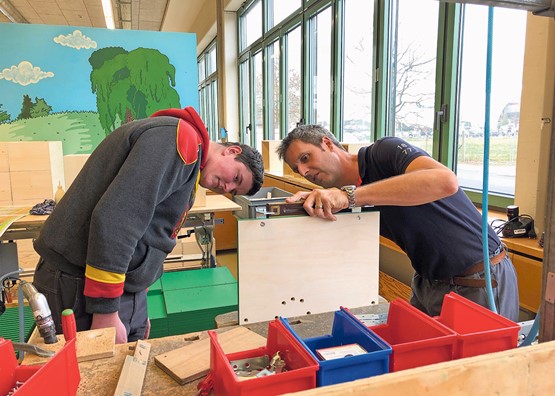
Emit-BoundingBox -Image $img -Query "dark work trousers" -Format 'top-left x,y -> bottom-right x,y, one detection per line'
410,247 -> 520,322
33,258 -> 148,342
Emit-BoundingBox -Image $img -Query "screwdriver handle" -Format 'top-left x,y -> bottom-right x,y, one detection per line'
62,308 -> 77,341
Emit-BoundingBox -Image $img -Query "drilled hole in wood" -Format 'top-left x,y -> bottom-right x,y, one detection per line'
306,311 -> 311,315
282,301 -> 286,305
243,318 -> 249,322
300,298 -> 304,303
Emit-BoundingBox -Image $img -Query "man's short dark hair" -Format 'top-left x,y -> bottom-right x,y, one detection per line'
276,124 -> 344,160
221,142 -> 264,196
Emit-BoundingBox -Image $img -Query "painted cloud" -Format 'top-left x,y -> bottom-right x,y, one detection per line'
0,61 -> 54,86
53,30 -> 97,50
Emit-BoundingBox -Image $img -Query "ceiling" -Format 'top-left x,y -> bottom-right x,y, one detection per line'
0,0 -> 170,31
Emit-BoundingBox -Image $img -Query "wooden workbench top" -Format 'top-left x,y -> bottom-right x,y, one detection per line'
77,304 -> 390,395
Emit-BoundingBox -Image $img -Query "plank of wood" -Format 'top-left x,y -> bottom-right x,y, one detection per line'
22,326 -> 116,365
114,340 -> 151,396
154,326 -> 266,385
238,212 -> 380,323
289,340 -> 555,395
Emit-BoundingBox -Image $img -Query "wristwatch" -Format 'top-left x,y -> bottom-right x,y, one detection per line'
341,185 -> 357,209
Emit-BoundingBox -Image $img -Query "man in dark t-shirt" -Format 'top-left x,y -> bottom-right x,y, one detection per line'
276,124 -> 519,321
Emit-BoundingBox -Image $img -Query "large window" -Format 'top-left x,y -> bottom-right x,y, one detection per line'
198,41 -> 218,140
456,6 -> 526,197
342,0 -> 374,143
237,0 -> 527,205
286,25 -> 302,133
307,5 -> 332,129
389,0 -> 439,154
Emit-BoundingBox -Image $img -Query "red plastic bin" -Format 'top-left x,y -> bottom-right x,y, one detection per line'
436,292 -> 519,359
368,299 -> 457,372
0,337 -> 80,395
209,319 -> 318,396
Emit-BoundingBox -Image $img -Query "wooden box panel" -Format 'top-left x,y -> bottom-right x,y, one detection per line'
10,170 -> 56,202
63,154 -> 90,188
0,172 -> 11,201
0,143 -> 8,172
262,140 -> 282,173
7,141 -> 63,172
238,212 -> 380,323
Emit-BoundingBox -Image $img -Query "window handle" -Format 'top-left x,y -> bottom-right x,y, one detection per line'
435,103 -> 447,130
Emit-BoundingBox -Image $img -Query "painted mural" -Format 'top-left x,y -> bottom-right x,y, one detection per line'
0,23 -> 198,155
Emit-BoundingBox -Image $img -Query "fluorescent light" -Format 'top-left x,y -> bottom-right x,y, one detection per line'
102,0 -> 115,29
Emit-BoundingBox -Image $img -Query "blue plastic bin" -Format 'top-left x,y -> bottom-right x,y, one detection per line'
281,307 -> 392,387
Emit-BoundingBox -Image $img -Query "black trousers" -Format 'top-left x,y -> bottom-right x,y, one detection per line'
33,258 -> 148,341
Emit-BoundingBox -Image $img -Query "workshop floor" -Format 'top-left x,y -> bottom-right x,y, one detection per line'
216,249 -> 238,280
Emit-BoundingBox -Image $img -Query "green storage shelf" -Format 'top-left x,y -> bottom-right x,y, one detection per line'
147,267 -> 238,338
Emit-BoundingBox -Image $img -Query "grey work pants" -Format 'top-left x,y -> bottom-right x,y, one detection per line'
410,253 -> 520,322
33,258 -> 148,341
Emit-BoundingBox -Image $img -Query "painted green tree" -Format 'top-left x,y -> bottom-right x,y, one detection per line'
0,104 -> 10,123
89,47 -> 181,135
17,94 -> 33,120
30,98 -> 52,118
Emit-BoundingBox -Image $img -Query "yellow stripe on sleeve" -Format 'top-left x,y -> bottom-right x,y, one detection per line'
85,264 -> 126,284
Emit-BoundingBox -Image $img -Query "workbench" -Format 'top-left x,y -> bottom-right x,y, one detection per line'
76,303 -> 389,395
0,194 -> 241,277
73,301 -> 555,395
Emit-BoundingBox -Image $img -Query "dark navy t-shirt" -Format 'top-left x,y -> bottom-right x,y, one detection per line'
358,137 -> 501,280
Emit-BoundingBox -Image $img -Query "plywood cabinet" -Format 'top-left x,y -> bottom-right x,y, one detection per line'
510,251 -> 543,312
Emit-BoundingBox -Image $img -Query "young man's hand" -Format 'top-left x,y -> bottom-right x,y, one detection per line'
91,312 -> 128,344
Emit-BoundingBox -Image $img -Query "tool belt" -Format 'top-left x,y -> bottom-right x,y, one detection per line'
441,245 -> 508,288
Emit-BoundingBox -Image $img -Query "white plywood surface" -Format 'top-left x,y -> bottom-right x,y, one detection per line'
238,211 -> 380,324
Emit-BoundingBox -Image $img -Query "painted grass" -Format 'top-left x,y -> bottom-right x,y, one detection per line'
0,111 -> 106,154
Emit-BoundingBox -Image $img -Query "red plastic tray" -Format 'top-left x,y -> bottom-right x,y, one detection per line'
209,320 -> 318,396
436,292 -> 519,358
0,337 -> 80,395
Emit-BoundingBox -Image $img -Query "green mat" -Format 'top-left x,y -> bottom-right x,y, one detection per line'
0,305 -> 35,343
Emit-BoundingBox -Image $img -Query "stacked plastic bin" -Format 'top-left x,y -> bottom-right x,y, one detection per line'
0,338 -> 80,396
368,299 -> 458,372
281,307 -> 392,386
209,319 -> 318,396
435,292 -> 520,359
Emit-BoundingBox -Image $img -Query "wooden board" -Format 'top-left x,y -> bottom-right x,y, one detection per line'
238,212 -> 380,324
291,340 -> 555,395
22,326 -> 115,365
154,325 -> 266,385
114,340 -> 151,396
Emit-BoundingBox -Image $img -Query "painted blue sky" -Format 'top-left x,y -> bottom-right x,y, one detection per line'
0,23 -> 198,119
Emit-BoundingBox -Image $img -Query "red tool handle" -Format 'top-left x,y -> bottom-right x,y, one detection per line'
62,308 -> 77,341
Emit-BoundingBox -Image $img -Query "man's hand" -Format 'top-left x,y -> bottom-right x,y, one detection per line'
286,189 -> 349,221
91,312 -> 128,344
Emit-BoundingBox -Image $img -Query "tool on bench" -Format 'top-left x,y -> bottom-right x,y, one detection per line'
62,308 -> 77,341
12,342 -> 55,357
21,282 -> 58,344
266,201 -> 367,217
265,202 -> 308,217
